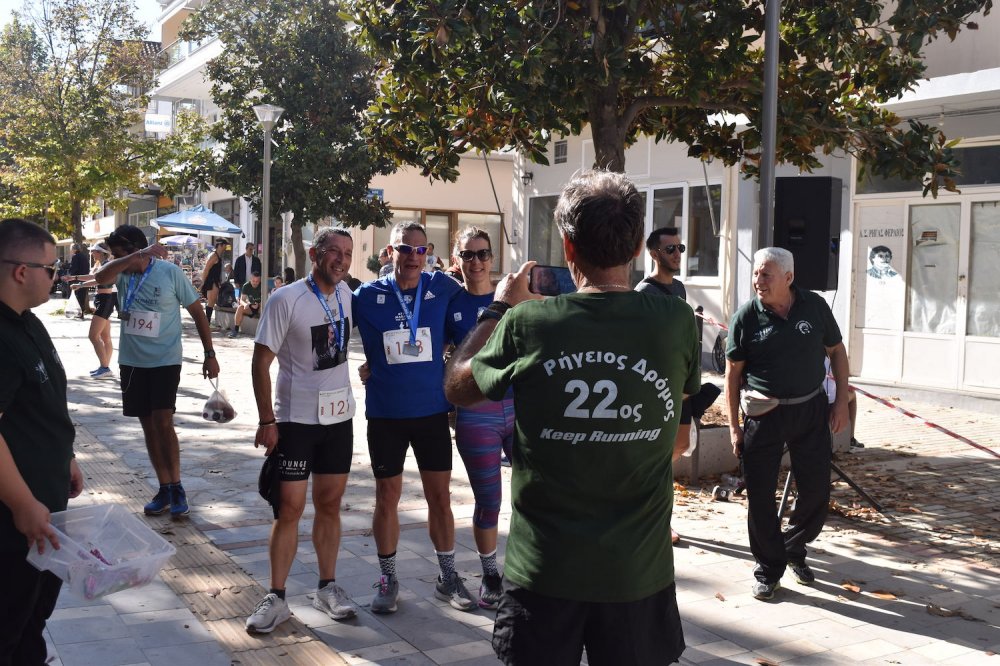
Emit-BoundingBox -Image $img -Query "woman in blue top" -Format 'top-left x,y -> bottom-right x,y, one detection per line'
445,227 -> 514,610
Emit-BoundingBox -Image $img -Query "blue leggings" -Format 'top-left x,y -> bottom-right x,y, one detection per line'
455,398 -> 515,530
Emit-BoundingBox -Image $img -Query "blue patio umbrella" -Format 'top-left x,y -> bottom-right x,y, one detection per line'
152,205 -> 243,237
160,235 -> 204,247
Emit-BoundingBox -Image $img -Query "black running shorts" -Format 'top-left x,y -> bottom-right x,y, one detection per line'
367,412 -> 452,478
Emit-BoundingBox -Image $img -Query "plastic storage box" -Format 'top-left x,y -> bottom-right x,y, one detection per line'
26,504 -> 176,600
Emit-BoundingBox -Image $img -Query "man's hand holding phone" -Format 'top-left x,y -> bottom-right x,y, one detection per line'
495,261 -> 543,307
528,264 -> 575,296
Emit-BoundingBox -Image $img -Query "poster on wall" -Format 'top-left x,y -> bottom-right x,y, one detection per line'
856,209 -> 906,330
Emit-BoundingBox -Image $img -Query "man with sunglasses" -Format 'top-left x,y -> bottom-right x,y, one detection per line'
353,221 -> 471,614
95,225 -> 219,519
636,227 -> 686,300
636,227 -> 721,544
0,218 -> 83,664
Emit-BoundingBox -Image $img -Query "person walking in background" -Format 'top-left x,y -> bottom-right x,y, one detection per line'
69,243 -> 117,379
95,225 -> 219,519
0,218 -> 83,665
245,228 -> 358,633
201,238 -> 228,327
445,227 -> 512,610
446,171 -> 698,664
66,243 -> 91,319
724,247 -> 849,601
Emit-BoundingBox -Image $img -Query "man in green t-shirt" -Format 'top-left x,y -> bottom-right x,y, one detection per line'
446,171 -> 699,665
229,271 -> 262,338
724,247 -> 850,601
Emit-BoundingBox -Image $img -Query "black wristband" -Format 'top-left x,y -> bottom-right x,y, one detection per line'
204,349 -> 216,359
477,300 -> 512,324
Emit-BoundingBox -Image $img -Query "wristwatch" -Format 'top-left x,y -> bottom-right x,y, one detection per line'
477,300 -> 512,324
204,350 -> 216,359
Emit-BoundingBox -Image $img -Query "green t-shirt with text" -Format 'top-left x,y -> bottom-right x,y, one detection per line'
472,291 -> 700,602
241,280 -> 261,305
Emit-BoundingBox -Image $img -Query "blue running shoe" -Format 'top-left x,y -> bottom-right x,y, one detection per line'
170,484 -> 189,517
91,367 -> 113,380
144,487 -> 171,515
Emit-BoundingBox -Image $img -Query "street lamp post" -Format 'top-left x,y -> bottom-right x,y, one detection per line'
280,210 -> 294,279
253,103 -> 284,310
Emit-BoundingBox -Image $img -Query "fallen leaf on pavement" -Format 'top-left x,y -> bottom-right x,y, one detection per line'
871,590 -> 898,600
841,581 -> 862,594
715,592 -> 726,602
206,588 -> 220,598
754,659 -> 779,666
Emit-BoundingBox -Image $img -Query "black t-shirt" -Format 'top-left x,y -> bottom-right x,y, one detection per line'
636,276 -> 687,301
0,301 -> 75,554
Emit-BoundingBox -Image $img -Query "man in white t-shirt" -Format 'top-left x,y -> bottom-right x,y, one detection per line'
245,227 -> 358,634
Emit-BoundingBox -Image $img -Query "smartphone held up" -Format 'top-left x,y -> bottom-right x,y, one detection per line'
528,265 -> 576,296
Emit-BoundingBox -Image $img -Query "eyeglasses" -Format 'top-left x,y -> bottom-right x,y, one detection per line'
394,244 -> 428,256
658,244 -> 686,254
1,259 -> 58,278
457,249 -> 493,262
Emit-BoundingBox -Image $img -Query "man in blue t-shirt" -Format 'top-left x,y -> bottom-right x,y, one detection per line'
353,221 -> 469,614
95,225 -> 219,519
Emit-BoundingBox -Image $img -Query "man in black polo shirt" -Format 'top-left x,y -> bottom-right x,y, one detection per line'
0,218 -> 83,664
724,247 -> 849,601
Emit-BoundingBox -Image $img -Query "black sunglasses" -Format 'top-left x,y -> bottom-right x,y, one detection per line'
1,258 -> 58,278
658,244 -> 686,254
394,244 -> 428,256
457,249 -> 493,262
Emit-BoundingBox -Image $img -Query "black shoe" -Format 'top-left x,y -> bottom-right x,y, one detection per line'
850,438 -> 865,449
752,580 -> 780,600
789,561 -> 815,585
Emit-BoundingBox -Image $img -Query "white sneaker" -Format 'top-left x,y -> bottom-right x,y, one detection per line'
245,593 -> 291,633
313,582 -> 356,620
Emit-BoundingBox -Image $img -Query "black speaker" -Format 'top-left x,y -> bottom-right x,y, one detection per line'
774,176 -> 842,291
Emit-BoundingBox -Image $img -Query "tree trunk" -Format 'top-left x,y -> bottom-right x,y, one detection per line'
71,199 -> 83,244
291,221 -> 306,281
587,87 -> 626,173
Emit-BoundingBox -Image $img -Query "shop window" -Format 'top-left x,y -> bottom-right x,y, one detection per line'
554,140 -> 568,164
967,201 -> 1000,337
905,204 -> 960,335
858,144 -> 1000,194
687,185 -> 721,277
527,195 -> 564,266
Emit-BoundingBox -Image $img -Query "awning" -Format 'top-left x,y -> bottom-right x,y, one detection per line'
83,215 -> 115,240
152,204 -> 243,237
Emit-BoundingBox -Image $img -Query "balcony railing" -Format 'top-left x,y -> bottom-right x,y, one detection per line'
155,36 -> 216,74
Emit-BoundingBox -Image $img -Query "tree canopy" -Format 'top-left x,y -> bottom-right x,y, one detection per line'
181,0 -> 392,276
352,0 -> 992,194
0,0 -> 156,240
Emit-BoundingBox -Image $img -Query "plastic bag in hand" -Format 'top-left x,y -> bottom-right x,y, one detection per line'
202,378 -> 237,423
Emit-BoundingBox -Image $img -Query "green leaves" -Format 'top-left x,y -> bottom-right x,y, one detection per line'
351,0 -> 991,190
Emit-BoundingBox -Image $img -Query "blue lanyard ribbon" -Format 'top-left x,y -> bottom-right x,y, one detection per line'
306,274 -> 345,352
389,273 -> 424,346
122,258 -> 155,314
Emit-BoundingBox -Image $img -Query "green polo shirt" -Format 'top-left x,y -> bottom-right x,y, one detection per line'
725,286 -> 842,398
0,301 -> 76,554
241,281 -> 261,305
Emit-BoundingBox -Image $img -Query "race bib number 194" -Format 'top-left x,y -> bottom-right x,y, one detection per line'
122,310 -> 160,338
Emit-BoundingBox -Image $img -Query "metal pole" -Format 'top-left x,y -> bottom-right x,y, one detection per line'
759,0 -> 781,248
261,126 -> 272,310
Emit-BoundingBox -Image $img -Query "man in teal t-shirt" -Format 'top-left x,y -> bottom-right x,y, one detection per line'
96,225 -> 219,519
446,171 -> 699,665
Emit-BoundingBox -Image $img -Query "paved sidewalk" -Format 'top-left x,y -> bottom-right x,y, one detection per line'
38,299 -> 1000,665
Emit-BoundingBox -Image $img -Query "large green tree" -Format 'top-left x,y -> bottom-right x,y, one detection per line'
352,0 -> 991,194
181,0 -> 392,278
0,1 -> 156,241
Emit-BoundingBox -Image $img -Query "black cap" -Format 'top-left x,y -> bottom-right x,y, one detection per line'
107,225 -> 148,250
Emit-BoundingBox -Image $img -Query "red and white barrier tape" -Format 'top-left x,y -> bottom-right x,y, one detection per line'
697,311 -> 999,459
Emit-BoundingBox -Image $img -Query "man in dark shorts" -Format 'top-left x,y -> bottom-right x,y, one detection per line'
724,247 -> 849,601
446,171 -> 699,665
245,227 -> 358,633
95,225 -> 219,518
353,221 -> 471,614
201,238 -> 228,326
0,218 -> 84,665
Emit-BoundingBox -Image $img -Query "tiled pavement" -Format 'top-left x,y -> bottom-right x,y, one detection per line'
36,298 -> 1000,665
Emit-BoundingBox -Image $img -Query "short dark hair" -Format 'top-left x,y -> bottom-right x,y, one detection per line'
313,226 -> 352,249
869,245 -> 892,262
554,170 -> 644,269
107,225 -> 148,251
0,218 -> 56,261
214,238 -> 228,247
646,227 -> 680,251
250,270 -> 261,278
390,221 -> 425,245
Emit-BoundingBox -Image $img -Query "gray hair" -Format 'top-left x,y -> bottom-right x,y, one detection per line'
390,221 -> 425,245
554,170 -> 644,269
753,247 -> 794,275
